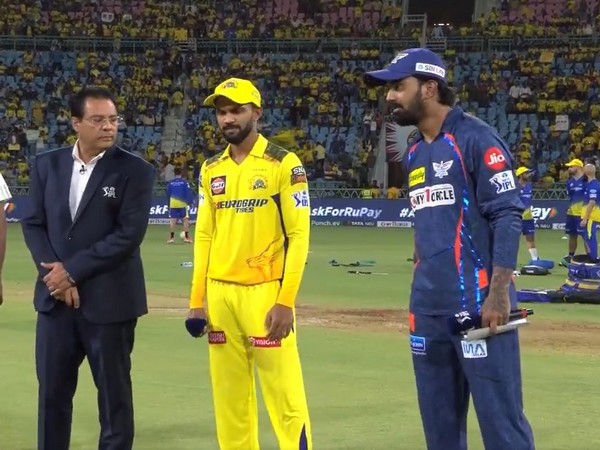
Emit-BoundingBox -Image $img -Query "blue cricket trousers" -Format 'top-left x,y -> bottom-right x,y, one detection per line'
409,313 -> 535,450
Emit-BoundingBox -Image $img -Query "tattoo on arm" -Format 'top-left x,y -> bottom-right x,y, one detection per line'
487,266 -> 512,311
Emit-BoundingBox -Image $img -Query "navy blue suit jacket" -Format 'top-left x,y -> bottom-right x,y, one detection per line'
21,146 -> 155,324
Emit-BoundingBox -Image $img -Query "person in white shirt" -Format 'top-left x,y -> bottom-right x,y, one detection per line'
21,86 -> 154,450
0,171 -> 11,305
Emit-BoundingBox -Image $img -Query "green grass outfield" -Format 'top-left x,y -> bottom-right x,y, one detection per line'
1,224 -> 599,450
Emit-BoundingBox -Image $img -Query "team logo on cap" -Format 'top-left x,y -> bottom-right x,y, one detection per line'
390,53 -> 409,64
223,80 -> 237,88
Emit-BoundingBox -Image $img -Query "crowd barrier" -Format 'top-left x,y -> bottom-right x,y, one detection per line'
4,196 -> 569,230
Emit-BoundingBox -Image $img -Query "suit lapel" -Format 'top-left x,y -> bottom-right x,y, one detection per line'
57,150 -> 74,221
70,149 -> 114,227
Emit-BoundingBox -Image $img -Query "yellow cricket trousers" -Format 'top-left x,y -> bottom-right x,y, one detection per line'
206,279 -> 312,450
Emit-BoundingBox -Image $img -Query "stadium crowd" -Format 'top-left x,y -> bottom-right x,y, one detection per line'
1,0 -> 599,191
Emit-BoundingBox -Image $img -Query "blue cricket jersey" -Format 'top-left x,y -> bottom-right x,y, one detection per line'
567,176 -> 586,217
167,177 -> 193,209
406,108 -> 524,315
519,183 -> 533,220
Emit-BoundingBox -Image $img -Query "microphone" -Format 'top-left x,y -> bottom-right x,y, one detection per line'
79,164 -> 86,175
448,308 -> 534,336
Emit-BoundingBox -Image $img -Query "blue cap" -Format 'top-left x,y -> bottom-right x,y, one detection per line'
365,48 -> 447,85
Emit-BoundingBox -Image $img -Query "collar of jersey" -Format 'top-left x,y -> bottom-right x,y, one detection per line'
439,107 -> 463,135
409,107 -> 463,145
220,134 -> 268,160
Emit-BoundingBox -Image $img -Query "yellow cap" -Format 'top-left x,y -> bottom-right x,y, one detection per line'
515,167 -> 532,177
565,158 -> 584,168
583,137 -> 595,145
203,78 -> 262,108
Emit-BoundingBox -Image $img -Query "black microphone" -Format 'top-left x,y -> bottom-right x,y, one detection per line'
448,308 -> 534,335
79,164 -> 86,175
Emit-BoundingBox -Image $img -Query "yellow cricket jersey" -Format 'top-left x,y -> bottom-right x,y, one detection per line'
568,201 -> 583,217
190,134 -> 310,308
170,198 -> 187,208
580,203 -> 600,222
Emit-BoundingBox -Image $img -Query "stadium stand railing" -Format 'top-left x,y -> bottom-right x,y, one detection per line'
1,34 -> 599,53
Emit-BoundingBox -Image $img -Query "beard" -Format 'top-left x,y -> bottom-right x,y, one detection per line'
221,121 -> 254,145
389,91 -> 426,127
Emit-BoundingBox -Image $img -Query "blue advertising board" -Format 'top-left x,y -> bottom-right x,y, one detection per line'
4,196 -> 570,230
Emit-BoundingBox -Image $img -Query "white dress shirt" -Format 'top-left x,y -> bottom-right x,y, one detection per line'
69,142 -> 105,220
0,172 -> 12,202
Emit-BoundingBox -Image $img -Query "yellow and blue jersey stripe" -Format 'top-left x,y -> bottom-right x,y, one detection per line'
167,177 -> 193,209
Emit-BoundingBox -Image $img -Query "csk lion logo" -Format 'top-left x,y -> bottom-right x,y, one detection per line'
250,175 -> 267,190
246,239 -> 280,281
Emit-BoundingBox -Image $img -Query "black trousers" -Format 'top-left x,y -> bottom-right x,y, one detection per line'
36,304 -> 137,450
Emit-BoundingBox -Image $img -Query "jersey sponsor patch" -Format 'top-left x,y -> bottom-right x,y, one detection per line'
210,176 -> 226,195
483,147 -> 507,170
410,184 -> 455,211
216,198 -> 268,213
249,336 -> 281,348
410,335 -> 426,355
291,190 -> 309,208
408,167 -> 425,187
208,331 -> 226,344
250,175 -> 268,190
489,170 -> 516,194
291,166 -> 307,185
433,160 -> 453,178
461,339 -> 487,359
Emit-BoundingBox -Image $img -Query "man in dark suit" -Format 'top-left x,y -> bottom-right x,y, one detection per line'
21,86 -> 155,450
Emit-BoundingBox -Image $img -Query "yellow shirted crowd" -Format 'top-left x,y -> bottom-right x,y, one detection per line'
0,0 -> 402,40
2,0 -> 598,189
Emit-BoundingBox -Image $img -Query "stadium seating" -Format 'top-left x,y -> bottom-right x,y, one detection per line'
1,0 -> 598,187
500,0 -> 600,25
0,49 -> 168,143
3,0 -> 401,39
